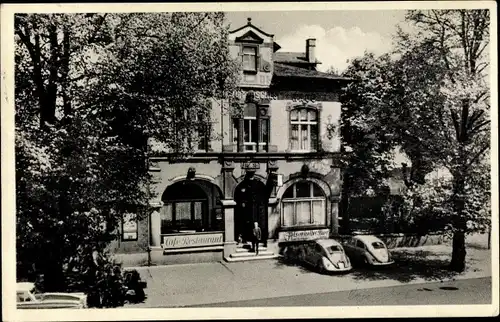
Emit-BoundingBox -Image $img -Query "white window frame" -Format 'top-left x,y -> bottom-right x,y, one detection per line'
281,182 -> 326,227
242,45 -> 258,72
243,116 -> 257,152
237,116 -> 269,153
290,108 -> 319,152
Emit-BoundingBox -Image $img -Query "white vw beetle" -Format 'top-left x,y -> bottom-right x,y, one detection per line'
342,235 -> 394,267
17,282 -> 87,309
283,239 -> 352,274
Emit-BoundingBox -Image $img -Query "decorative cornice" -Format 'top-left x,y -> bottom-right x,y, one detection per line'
149,151 -> 343,163
285,101 -> 323,112
229,18 -> 275,37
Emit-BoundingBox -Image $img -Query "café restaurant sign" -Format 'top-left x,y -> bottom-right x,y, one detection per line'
279,228 -> 330,242
162,232 -> 224,249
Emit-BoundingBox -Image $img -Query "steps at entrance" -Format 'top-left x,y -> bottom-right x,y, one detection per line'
225,242 -> 279,262
235,243 -> 267,253
231,250 -> 275,257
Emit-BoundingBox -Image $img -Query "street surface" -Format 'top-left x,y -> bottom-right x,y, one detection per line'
124,236 -> 492,308
191,277 -> 491,307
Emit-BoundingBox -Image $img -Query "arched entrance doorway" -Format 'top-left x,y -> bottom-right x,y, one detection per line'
234,176 -> 268,246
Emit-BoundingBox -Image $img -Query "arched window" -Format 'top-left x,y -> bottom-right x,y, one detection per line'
281,181 -> 326,227
161,182 -> 208,233
290,108 -> 319,151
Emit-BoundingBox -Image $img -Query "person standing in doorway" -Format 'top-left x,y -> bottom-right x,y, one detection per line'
252,222 -> 262,255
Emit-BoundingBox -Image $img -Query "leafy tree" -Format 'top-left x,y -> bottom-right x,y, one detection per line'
393,9 -> 491,272
15,12 -> 239,304
339,52 -> 397,233
340,10 -> 491,273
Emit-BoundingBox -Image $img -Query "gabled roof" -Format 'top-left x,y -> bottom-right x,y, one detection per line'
229,18 -> 274,37
235,30 -> 264,44
273,63 -> 353,81
274,52 -> 321,65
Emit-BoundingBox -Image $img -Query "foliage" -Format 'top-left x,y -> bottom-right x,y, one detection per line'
338,52 -> 398,233
340,9 -> 491,271
395,10 -> 490,271
15,12 -> 239,301
123,269 -> 146,303
340,52 -> 396,197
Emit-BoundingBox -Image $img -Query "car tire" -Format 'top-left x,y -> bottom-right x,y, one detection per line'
317,260 -> 325,274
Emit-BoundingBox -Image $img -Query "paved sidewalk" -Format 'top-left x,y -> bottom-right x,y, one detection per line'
125,237 -> 492,308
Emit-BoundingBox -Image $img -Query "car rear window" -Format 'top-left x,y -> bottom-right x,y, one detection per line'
326,245 -> 342,254
372,242 -> 385,249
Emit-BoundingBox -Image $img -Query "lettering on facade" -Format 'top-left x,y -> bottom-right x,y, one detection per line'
163,233 -> 224,249
278,229 -> 330,242
241,161 -> 260,170
235,90 -> 277,101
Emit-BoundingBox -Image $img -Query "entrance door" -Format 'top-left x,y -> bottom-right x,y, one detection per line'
234,178 -> 268,246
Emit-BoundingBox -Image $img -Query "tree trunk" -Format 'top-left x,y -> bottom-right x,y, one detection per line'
449,173 -> 467,272
450,229 -> 466,272
61,27 -> 72,122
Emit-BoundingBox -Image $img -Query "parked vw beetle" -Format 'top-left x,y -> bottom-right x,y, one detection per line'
283,239 -> 352,274
342,235 -> 394,267
17,282 -> 87,309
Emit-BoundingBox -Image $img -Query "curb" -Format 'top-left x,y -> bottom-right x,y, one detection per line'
175,272 -> 492,308
124,261 -> 222,271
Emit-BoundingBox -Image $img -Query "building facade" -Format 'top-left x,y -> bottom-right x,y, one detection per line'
110,18 -> 352,265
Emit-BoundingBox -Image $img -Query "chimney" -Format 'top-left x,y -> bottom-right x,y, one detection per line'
306,38 -> 316,63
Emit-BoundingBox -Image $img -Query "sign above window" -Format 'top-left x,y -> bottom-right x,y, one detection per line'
162,232 -> 223,250
278,228 -> 330,242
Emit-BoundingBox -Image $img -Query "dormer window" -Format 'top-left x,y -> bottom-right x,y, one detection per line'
242,45 -> 258,72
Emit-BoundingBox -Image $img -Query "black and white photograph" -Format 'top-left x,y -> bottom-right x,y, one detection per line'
1,1 -> 498,320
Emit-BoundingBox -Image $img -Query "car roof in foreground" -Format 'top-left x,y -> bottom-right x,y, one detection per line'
316,239 -> 342,247
353,235 -> 384,244
17,282 -> 35,292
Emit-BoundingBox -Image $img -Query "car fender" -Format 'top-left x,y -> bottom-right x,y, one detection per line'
364,251 -> 375,264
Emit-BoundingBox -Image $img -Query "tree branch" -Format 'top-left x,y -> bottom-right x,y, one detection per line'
193,13 -> 210,30
465,142 -> 489,171
468,120 -> 490,138
476,61 -> 489,75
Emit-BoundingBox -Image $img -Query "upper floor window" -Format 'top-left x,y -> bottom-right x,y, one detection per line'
195,116 -> 211,152
242,46 -> 258,72
290,108 -> 319,151
188,110 -> 211,152
232,102 -> 269,152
